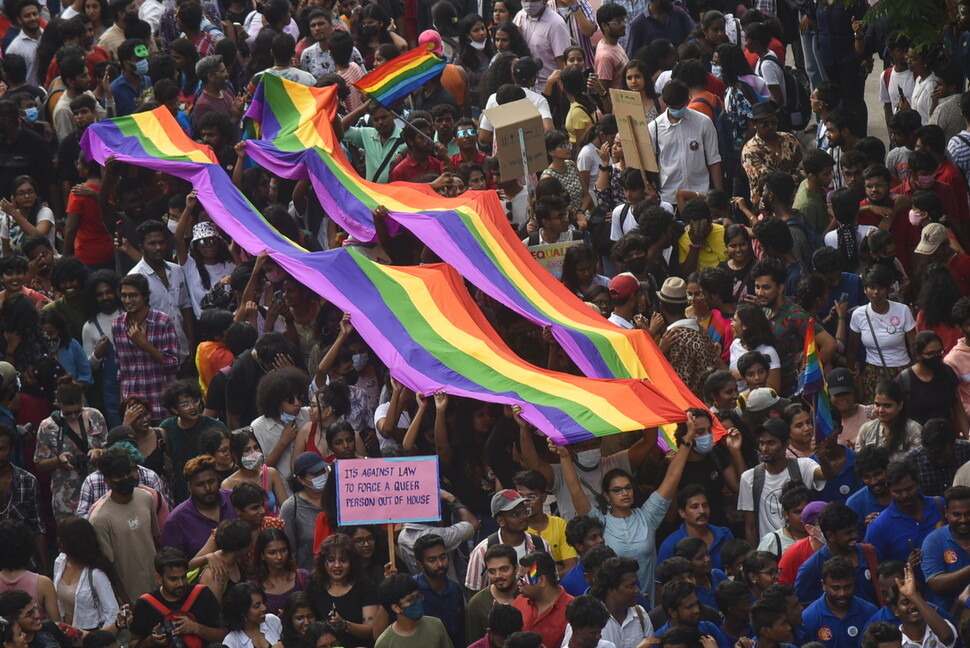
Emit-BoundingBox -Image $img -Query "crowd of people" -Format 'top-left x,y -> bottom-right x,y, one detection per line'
3,2 -> 970,648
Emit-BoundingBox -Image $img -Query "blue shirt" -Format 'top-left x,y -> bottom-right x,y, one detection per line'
801,595 -> 878,648
846,486 -> 887,539
657,524 -> 735,572
864,495 -> 946,562
626,4 -> 695,56
820,274 -> 865,335
921,525 -> 970,613
415,572 -> 465,648
794,544 -> 879,605
866,602 -> 957,627
110,73 -> 152,117
813,447 -> 859,504
654,621 -> 732,648
697,569 -> 728,610
560,560 -> 587,596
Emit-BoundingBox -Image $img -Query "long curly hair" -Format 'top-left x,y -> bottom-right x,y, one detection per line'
918,263 -> 961,327
310,534 -> 364,589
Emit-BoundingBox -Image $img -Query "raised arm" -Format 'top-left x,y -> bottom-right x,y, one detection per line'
513,406 -> 554,487
900,565 -> 954,645
552,432 -> 592,516
432,392 -> 454,467
656,413 -> 698,501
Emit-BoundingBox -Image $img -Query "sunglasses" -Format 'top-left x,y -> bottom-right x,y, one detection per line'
457,128 -> 477,138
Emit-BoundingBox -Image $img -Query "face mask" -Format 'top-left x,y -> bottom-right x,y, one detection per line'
311,472 -> 329,490
113,475 -> 138,496
281,412 -> 297,424
915,175 -> 935,189
23,107 -> 38,123
693,433 -> 714,454
167,218 -> 180,233
873,256 -> 895,267
921,356 -> 943,371
352,352 -> 369,372
908,209 -> 924,227
359,24 -> 379,37
524,1 -> 544,16
134,58 -> 149,76
265,268 -> 285,283
668,106 -> 688,120
711,64 -> 722,79
625,256 -> 647,275
470,39 -> 486,50
399,600 -> 424,620
574,448 -> 601,468
241,451 -> 264,470
342,369 -> 359,385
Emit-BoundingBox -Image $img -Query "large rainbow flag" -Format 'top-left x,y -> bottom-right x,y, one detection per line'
353,42 -> 447,106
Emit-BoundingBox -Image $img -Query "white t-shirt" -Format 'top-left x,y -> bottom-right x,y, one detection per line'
224,615 -> 282,648
608,312 -> 633,329
551,449 -> 631,520
373,401 -> 411,453
728,340 -> 781,390
0,206 -> 55,252
182,257 -> 236,318
479,88 -> 553,132
879,67 -> 915,114
850,301 -> 916,367
899,619 -> 957,648
912,72 -> 937,124
823,225 -> 876,252
577,143 -> 602,201
610,200 -> 674,241
738,457 -> 825,538
756,54 -> 786,101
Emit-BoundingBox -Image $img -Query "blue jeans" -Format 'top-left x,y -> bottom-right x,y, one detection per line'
800,28 -> 828,90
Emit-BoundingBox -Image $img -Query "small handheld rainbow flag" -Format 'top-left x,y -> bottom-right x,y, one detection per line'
525,562 -> 539,584
797,320 -> 834,438
353,42 -> 446,106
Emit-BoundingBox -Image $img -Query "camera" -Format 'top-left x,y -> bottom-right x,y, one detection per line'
160,620 -> 187,648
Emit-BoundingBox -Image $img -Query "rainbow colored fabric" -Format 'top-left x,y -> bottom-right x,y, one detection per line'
353,42 -> 447,106
81,80 -> 714,445
797,320 -> 834,438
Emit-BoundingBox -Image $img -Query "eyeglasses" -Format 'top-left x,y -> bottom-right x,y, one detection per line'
119,292 -> 142,301
354,536 -> 376,546
14,188 -> 36,197
398,593 -> 424,607
556,142 -> 573,150
20,604 -> 40,619
607,18 -> 627,24
608,485 -> 634,494
504,506 -> 533,519
177,399 -> 201,409
456,128 -> 477,138
757,568 -> 781,576
196,237 -> 219,247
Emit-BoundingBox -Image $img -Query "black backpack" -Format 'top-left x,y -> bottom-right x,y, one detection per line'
763,52 -> 812,131
690,96 -> 739,176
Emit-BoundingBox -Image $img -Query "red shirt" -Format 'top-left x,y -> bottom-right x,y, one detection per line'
513,588 -> 573,648
949,251 -> 970,296
703,73 -> 726,98
389,154 -> 445,183
891,178 -> 968,272
936,159 -> 970,202
449,150 -> 486,171
46,46 -> 110,89
778,536 -> 818,585
744,38 -> 785,69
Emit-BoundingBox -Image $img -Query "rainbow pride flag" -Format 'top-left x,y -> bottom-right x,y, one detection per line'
79,107 -> 691,444
353,42 -> 446,106
797,320 -> 834,438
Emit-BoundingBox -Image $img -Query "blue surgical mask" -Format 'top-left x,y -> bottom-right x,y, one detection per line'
711,64 -> 722,79
668,106 -> 688,120
281,412 -> 298,424
399,599 -> 424,620
134,58 -> 149,76
352,352 -> 369,372
23,107 -> 38,123
693,433 -> 714,454
311,472 -> 329,490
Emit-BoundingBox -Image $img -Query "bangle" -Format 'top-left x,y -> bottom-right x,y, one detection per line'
598,164 -> 611,170
688,242 -> 703,249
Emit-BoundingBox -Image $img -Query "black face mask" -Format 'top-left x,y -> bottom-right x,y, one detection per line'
359,25 -> 380,38
113,475 -> 138,497
625,256 -> 647,275
341,369 -> 359,385
921,356 -> 944,371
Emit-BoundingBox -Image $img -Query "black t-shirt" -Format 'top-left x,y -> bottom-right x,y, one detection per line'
305,578 -> 379,648
28,621 -> 72,648
225,351 -> 266,427
130,585 -> 222,646
676,449 -> 731,527
899,365 -> 960,425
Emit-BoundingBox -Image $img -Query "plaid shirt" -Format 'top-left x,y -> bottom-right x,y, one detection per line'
75,465 -> 171,518
111,309 -> 179,420
904,441 -> 970,497
0,466 -> 45,534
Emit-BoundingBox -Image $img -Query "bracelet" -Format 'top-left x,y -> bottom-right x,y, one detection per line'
598,164 -> 611,170
688,242 -> 703,249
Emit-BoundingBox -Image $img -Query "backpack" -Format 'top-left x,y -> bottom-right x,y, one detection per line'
138,585 -> 208,648
751,459 -> 803,521
690,95 -> 739,173
763,52 -> 812,131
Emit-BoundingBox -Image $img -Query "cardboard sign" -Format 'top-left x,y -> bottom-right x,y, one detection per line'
610,89 -> 659,173
529,240 -> 583,279
483,98 -> 546,179
336,456 -> 441,525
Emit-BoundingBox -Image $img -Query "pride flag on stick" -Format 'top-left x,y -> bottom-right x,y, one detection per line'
354,42 -> 446,106
797,319 -> 835,439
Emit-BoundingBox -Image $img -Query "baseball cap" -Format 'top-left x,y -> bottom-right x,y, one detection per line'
801,501 -> 827,526
490,489 -> 528,516
106,425 -> 137,447
827,368 -> 855,396
609,273 -> 639,299
418,31 -> 443,56
513,57 -> 543,83
293,451 -> 328,476
746,388 -> 791,413
915,223 -> 949,255
0,362 -> 17,392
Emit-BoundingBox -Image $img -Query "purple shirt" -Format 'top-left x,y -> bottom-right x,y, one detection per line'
159,489 -> 238,558
513,6 -> 571,88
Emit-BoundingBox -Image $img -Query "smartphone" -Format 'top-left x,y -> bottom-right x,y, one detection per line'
897,85 -> 905,97
273,289 -> 283,303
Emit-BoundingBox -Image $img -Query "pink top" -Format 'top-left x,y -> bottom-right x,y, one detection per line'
0,570 -> 40,614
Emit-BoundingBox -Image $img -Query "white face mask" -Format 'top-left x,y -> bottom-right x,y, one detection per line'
310,472 -> 329,490
241,451 -> 264,470
574,448 -> 601,468
167,218 -> 179,234
470,39 -> 486,50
